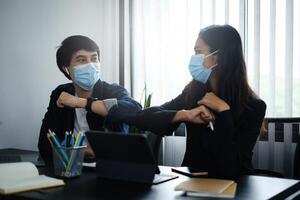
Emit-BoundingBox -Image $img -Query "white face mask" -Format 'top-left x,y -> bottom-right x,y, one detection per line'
71,63 -> 101,90
188,50 -> 218,83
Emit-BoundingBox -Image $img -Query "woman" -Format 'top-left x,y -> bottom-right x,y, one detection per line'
135,25 -> 266,179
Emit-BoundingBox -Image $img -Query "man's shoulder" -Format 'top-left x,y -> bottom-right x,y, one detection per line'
101,81 -> 126,90
101,81 -> 129,94
51,83 -> 75,96
93,81 -> 129,99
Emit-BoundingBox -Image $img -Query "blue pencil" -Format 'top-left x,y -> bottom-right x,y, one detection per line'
67,133 -> 86,172
47,133 -> 67,168
63,131 -> 68,147
48,130 -> 69,164
70,133 -> 75,147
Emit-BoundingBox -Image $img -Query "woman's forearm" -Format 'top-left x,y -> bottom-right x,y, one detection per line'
91,100 -> 108,116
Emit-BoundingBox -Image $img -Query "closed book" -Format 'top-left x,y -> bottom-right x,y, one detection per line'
0,162 -> 65,195
187,182 -> 237,198
175,178 -> 237,198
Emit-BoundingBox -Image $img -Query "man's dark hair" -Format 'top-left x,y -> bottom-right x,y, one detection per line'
56,35 -> 100,80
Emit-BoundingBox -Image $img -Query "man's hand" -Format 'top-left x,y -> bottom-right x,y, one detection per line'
56,91 -> 86,108
185,106 -> 215,124
85,145 -> 95,157
198,92 -> 230,112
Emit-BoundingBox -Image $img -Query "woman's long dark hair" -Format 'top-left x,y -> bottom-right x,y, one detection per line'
188,25 -> 256,121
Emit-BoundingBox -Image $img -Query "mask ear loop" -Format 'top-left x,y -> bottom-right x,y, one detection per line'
205,50 -> 219,58
204,50 -> 219,70
210,64 -> 218,70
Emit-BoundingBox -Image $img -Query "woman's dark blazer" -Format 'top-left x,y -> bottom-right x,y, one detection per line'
135,80 -> 266,179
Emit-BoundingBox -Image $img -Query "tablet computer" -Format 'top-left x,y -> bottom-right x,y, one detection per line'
85,131 -> 178,184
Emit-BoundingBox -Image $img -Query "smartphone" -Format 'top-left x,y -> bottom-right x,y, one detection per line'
171,167 -> 208,177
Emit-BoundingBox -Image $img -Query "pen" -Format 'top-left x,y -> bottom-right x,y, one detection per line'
209,122 -> 214,131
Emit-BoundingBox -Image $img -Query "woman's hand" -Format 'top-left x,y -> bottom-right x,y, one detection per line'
56,91 -> 86,108
172,105 -> 215,124
197,92 -> 230,112
197,105 -> 215,122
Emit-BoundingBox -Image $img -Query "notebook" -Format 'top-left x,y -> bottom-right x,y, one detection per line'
85,131 -> 178,184
175,178 -> 237,198
0,162 -> 64,195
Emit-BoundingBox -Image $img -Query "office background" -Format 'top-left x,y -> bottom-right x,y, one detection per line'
0,0 -> 299,164
0,0 -> 120,150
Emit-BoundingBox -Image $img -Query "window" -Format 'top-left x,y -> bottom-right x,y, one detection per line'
129,0 -> 299,117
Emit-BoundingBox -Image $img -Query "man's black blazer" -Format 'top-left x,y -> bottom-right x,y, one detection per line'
38,80 -> 142,161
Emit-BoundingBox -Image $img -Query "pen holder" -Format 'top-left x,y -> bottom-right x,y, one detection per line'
52,145 -> 86,178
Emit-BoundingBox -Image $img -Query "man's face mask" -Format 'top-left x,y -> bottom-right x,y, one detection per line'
70,63 -> 101,91
188,50 -> 218,84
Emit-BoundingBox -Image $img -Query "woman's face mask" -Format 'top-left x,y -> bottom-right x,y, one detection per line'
70,62 -> 101,91
188,50 -> 218,84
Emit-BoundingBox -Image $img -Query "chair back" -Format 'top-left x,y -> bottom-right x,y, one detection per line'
252,118 -> 300,178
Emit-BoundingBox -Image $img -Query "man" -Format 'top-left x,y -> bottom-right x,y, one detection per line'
38,35 -> 141,161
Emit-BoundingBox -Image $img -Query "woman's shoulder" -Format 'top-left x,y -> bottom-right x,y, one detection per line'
249,97 -> 266,108
246,97 -> 267,114
183,80 -> 206,92
181,80 -> 208,105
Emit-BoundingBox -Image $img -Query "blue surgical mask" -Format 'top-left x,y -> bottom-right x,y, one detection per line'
188,50 -> 218,84
72,63 -> 101,91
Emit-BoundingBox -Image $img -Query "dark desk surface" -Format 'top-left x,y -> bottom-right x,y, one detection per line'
1,149 -> 300,200
0,148 -> 44,166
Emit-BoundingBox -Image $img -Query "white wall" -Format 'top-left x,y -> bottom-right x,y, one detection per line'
0,0 -> 119,150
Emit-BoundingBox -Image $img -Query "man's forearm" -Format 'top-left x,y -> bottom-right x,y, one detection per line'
76,98 -> 108,116
171,110 -> 188,123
